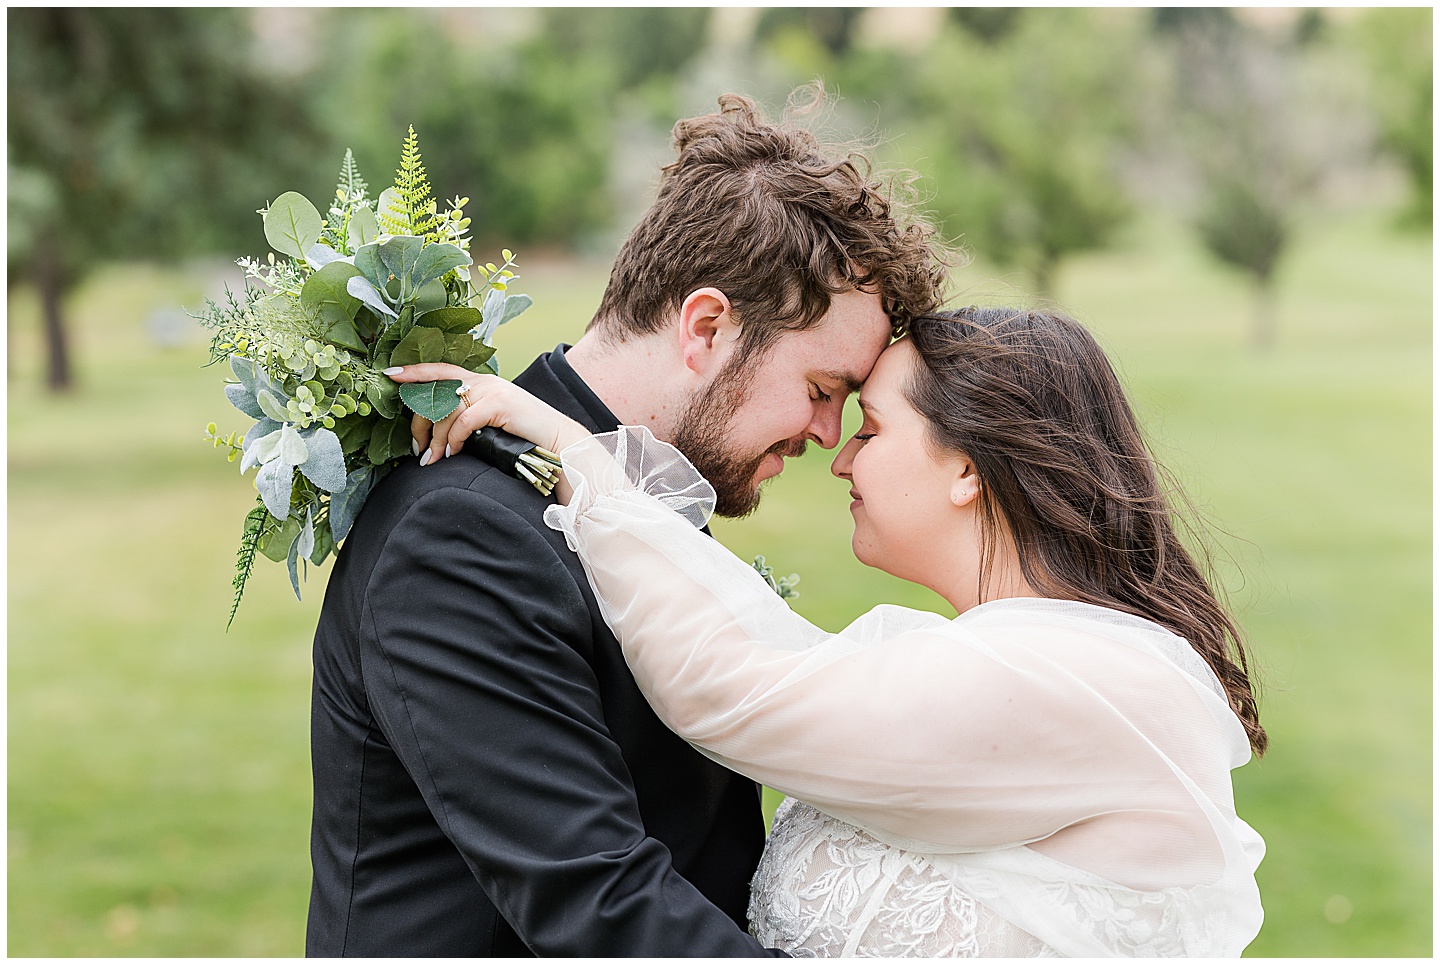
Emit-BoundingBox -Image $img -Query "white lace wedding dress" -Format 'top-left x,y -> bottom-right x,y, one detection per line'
543,428 -> 1266,957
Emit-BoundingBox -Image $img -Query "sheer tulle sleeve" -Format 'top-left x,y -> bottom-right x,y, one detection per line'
544,428 -> 1253,864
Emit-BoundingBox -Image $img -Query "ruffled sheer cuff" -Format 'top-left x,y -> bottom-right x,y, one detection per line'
543,426 -> 716,548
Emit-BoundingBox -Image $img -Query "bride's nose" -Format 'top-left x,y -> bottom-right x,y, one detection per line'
831,436 -> 860,479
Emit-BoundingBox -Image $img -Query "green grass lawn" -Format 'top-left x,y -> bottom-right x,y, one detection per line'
8,210 -> 1430,955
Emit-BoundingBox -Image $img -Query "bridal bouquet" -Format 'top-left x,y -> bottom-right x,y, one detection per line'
198,128 -> 556,626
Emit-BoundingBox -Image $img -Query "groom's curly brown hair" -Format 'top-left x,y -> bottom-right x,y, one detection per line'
590,87 -> 948,357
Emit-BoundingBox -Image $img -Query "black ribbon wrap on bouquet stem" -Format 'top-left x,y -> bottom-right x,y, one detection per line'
470,426 -> 563,496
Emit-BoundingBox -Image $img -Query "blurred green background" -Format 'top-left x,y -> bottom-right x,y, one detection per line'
8,7 -> 1431,957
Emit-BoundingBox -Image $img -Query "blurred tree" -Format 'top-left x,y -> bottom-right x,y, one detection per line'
6,8 -> 319,391
1196,178 -> 1288,349
947,8 -> 1022,45
539,8 -> 711,90
860,10 -> 1138,296
313,9 -> 715,251
1158,13 -> 1316,349
1354,8 -> 1432,228
755,8 -> 862,57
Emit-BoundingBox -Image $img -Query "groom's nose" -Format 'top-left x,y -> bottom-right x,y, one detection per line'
805,404 -> 844,449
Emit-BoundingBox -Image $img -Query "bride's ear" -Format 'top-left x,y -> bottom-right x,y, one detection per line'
678,288 -> 739,376
950,459 -> 982,508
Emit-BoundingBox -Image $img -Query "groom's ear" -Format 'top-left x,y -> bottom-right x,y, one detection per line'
677,287 -> 739,376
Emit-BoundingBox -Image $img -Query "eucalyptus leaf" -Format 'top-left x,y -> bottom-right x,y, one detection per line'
378,236 -> 424,292
352,307 -> 385,342
225,381 -> 265,420
354,243 -> 387,289
377,187 -> 401,230
346,275 -> 398,319
412,243 -> 469,288
256,389 -> 291,424
399,380 -> 463,422
330,466 -> 377,541
416,306 -> 482,335
413,278 -> 447,315
259,514 -> 302,562
257,458 -> 296,518
263,191 -> 323,260
389,325 -> 448,366
286,532 -> 304,600
348,206 -> 378,250
309,517 -> 336,566
303,263 -> 367,352
298,427 -> 347,492
322,317 -> 365,355
302,262 -> 362,319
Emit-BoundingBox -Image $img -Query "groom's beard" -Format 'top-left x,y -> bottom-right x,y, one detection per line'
673,362 -> 807,519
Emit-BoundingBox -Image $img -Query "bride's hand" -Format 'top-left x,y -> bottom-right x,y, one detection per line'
384,363 -> 590,468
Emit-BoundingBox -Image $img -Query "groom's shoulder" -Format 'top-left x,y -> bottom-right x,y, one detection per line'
356,451 -> 560,551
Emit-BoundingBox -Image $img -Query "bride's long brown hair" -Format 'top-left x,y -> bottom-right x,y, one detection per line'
904,307 -> 1267,755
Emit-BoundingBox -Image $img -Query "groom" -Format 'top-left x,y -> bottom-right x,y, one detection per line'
307,92 -> 942,956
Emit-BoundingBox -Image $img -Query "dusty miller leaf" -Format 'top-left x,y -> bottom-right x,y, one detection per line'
278,423 -> 309,466
305,242 -> 347,270
298,427 -> 347,492
346,275 -> 398,320
257,458 -> 295,518
256,389 -> 291,424
225,381 -> 265,419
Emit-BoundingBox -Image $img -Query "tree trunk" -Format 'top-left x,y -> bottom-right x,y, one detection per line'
35,238 -> 73,391
1251,276 -> 1275,351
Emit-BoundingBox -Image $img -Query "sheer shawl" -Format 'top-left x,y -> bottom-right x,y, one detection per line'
543,427 -> 1264,956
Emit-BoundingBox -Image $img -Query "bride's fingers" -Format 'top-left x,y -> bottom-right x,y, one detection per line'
383,362 -> 476,383
445,388 -> 506,457
424,407 -> 462,466
410,411 -> 433,456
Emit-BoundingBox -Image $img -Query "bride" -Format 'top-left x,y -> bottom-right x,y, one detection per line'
390,306 -> 1267,957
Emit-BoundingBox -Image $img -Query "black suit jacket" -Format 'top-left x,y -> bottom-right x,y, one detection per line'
307,346 -> 777,956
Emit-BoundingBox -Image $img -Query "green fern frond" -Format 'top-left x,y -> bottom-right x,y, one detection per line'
379,126 -> 443,240
336,148 -> 369,203
228,499 -> 271,630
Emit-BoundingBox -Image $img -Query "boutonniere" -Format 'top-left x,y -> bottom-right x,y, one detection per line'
752,555 -> 800,604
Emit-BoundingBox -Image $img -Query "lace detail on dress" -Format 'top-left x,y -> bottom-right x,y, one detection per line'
750,799 -> 1057,958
